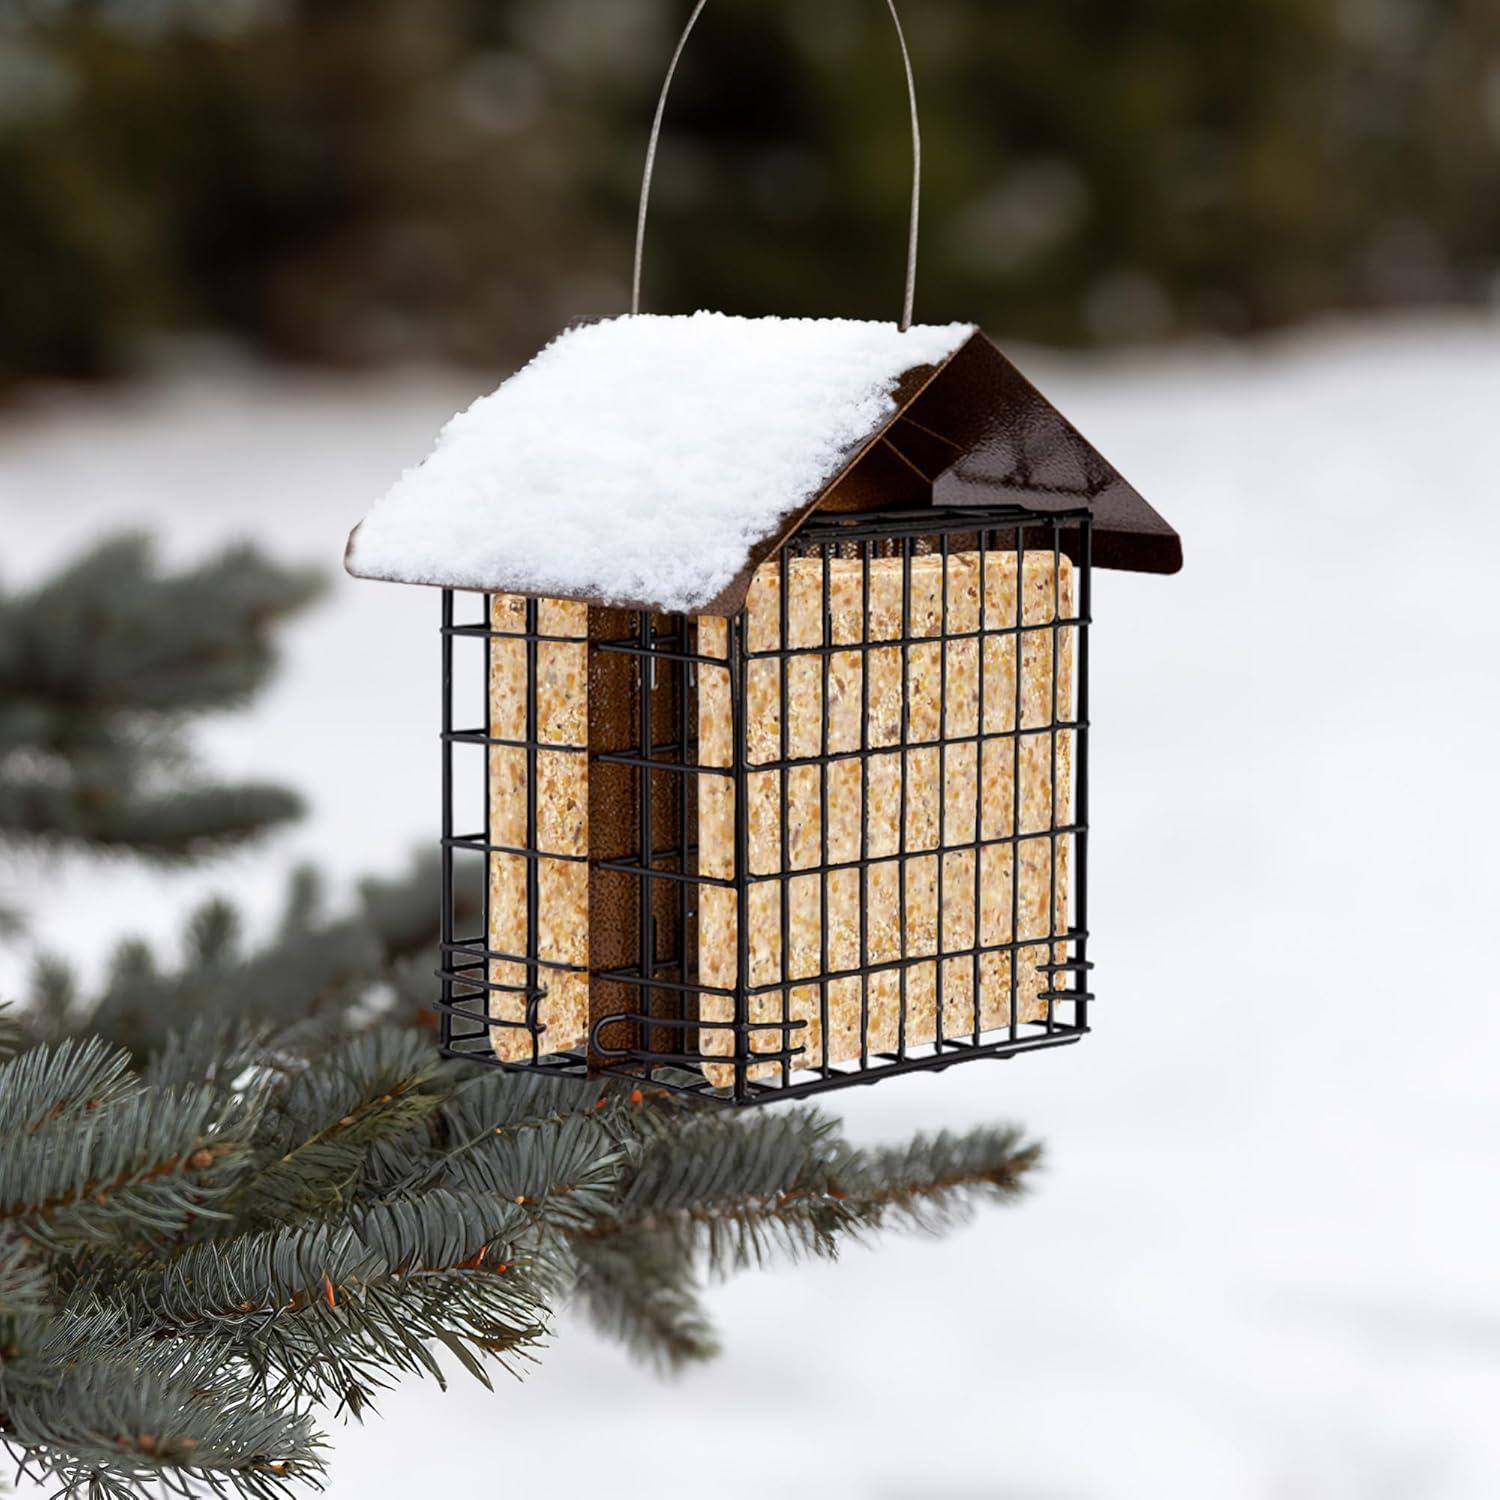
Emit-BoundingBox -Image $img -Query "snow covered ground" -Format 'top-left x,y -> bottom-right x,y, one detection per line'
2,316 -> 1498,1499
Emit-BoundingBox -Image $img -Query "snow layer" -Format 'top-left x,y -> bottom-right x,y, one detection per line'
346,313 -> 974,611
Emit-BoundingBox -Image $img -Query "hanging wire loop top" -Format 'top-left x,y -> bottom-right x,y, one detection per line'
632,0 -> 923,331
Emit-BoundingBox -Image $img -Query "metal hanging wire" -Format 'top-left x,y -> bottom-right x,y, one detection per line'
631,0 -> 923,331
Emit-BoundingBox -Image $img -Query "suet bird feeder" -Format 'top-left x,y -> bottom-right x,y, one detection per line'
345,1 -> 1180,1104
347,315 -> 1179,1102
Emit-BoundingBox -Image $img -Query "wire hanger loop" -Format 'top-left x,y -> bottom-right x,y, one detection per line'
632,0 -> 922,331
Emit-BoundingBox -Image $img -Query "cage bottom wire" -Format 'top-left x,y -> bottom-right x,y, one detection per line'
437,505 -> 1093,1105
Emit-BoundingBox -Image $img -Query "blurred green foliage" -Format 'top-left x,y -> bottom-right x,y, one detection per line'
1,0 -> 1496,381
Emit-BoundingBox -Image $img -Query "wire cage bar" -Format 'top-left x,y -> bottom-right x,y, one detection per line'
437,504 -> 1093,1105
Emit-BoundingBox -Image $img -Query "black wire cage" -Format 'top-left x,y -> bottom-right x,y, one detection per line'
437,503 -> 1093,1105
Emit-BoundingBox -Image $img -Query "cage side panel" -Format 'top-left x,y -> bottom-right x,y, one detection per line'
823,574 -> 866,1067
975,554 -> 1073,1032
487,596 -> 530,1055
697,618 -> 739,1087
697,550 -> 1074,1084
745,584 -> 794,1084
939,560 -> 981,1038
487,595 -> 590,1061
863,561 -> 905,1056
1050,565 -> 1076,1017
641,615 -> 693,1064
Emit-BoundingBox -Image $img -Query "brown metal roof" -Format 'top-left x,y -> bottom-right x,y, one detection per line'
689,328 -> 1180,614
346,325 -> 1179,616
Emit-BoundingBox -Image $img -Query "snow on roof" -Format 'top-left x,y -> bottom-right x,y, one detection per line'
346,313 -> 974,612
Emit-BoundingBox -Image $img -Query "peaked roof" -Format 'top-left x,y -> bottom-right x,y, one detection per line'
346,313 -> 1180,616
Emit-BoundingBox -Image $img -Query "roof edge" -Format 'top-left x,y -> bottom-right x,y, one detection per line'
917,332 -> 1182,575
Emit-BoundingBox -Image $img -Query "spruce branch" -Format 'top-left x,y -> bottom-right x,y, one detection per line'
0,1035 -> 136,1137
432,1111 -> 625,1231
569,1232 -> 720,1373
570,1109 -> 858,1270
136,1224 -> 386,1335
30,855 -> 465,1059
0,1005 -> 29,1063
433,1066 -> 614,1142
0,535 -> 321,718
0,535 -> 320,868
132,1215 -> 545,1412
141,1018 -> 284,1095
226,1031 -> 452,1221
0,1067 -> 256,1250
347,1188 -> 533,1283
0,1231 -> 51,1317
839,1128 -> 1043,1232
2,1354 -> 324,1500
0,780 -> 307,864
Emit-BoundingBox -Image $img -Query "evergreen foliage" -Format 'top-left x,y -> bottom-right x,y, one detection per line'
0,538 -> 1042,1499
0,535 -> 321,869
27,858 -> 451,1058
0,1022 -> 1040,1500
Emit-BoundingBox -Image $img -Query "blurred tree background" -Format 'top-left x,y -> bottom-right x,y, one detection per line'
1,0 -> 1497,384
